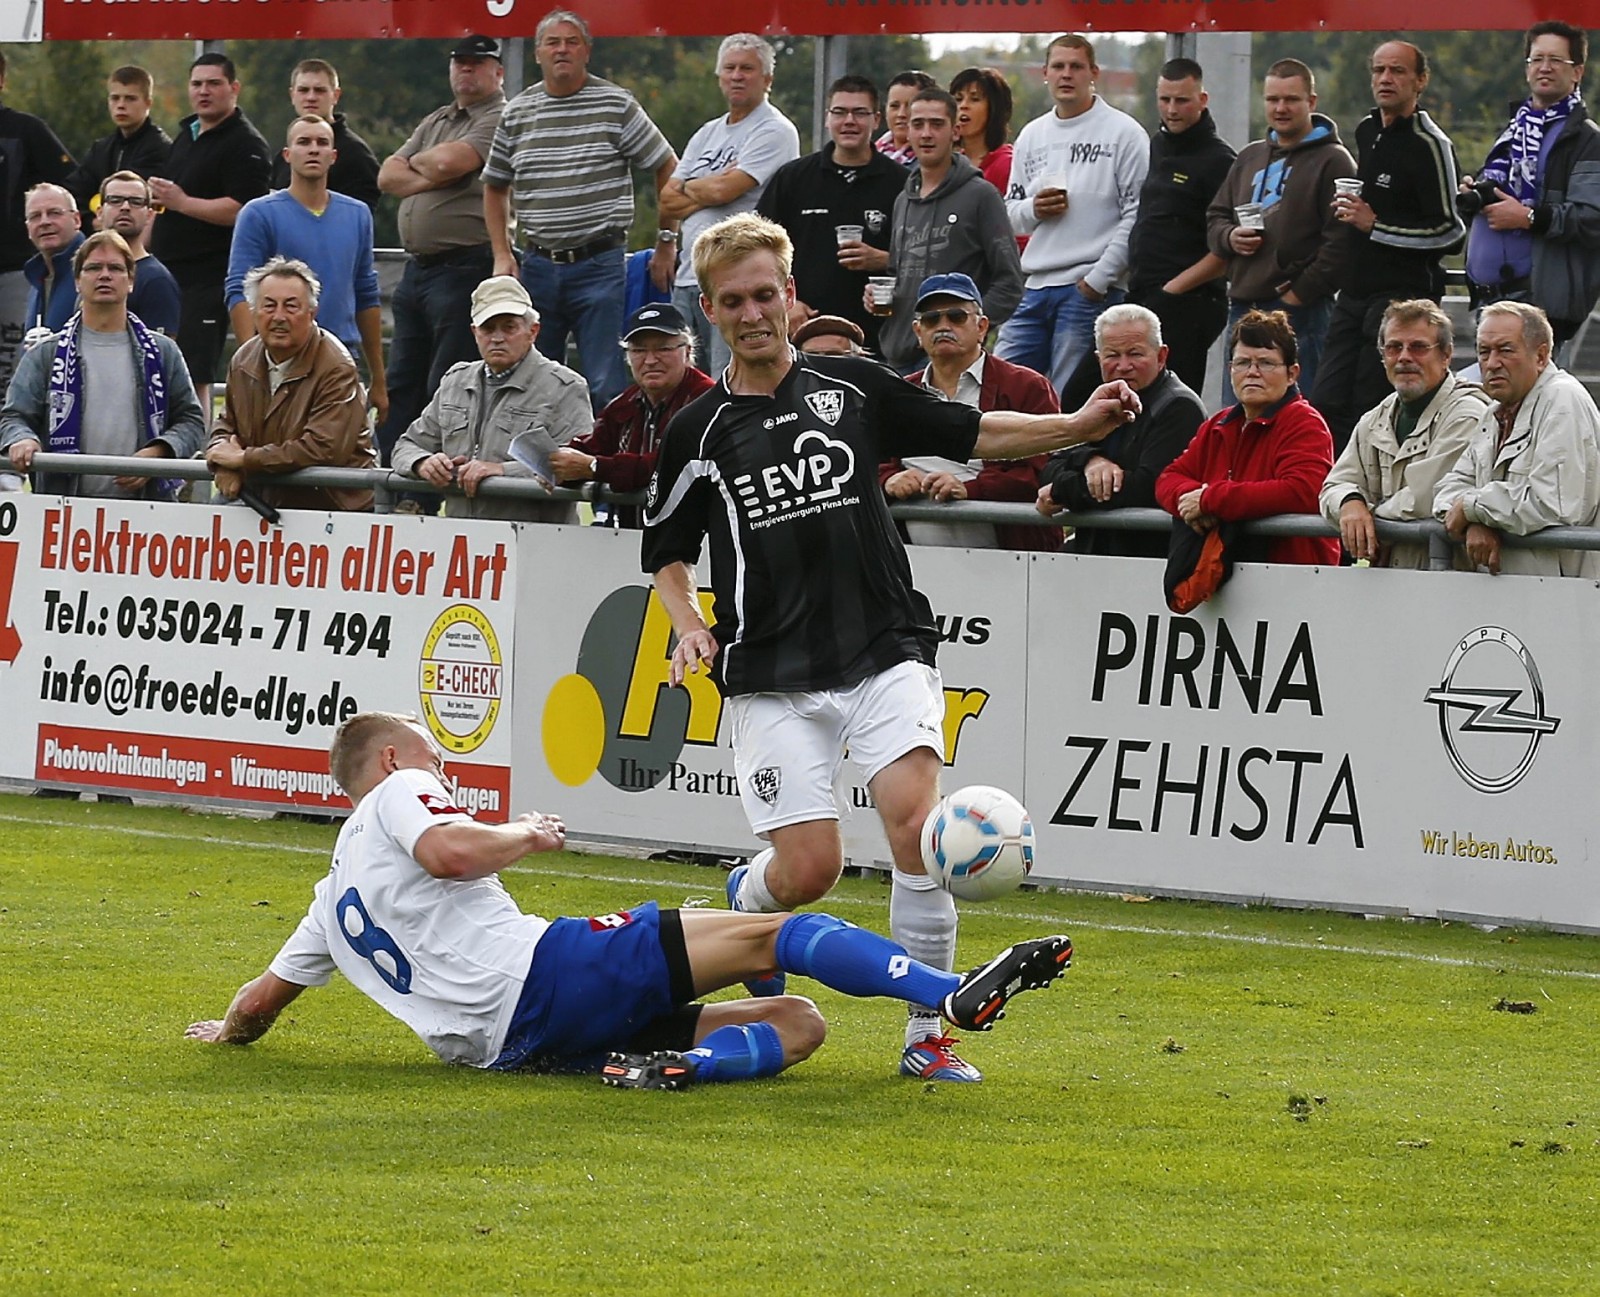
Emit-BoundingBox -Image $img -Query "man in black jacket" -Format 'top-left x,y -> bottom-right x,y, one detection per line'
1038,303 -> 1204,557
0,50 -> 74,398
268,59 -> 381,213
756,74 -> 905,355
1123,59 -> 1237,398
1313,41 -> 1463,452
64,66 -> 172,212
148,53 -> 273,410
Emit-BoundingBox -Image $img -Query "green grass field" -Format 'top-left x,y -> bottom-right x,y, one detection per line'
3,792 -> 1598,1296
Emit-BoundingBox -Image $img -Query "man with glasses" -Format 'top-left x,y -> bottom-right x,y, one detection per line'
393,275 -> 590,522
97,171 -> 180,337
1319,299 -> 1488,568
881,272 -> 1060,551
1313,41 -> 1463,454
547,303 -> 713,528
3,230 -> 204,499
757,75 -> 905,354
1434,300 -> 1600,576
1461,22 -> 1600,353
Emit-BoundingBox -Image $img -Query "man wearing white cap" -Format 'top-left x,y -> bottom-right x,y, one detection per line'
392,274 -> 590,522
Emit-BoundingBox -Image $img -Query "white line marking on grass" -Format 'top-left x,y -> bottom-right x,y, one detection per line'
507,864 -> 1600,983
0,812 -> 329,856
9,813 -> 1599,983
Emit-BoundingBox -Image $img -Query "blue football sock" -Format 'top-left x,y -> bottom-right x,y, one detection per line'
684,1021 -> 785,1082
774,913 -> 959,1008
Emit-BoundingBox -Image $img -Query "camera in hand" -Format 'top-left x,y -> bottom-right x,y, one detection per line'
1456,178 -> 1503,217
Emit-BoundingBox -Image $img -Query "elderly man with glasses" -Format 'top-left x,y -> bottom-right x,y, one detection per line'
1319,299 -> 1489,569
548,302 -> 714,528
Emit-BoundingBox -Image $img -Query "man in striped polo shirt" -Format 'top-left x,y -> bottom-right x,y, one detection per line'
482,8 -> 677,411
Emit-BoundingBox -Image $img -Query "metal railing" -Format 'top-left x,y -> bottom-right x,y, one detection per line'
23,452 -> 1600,565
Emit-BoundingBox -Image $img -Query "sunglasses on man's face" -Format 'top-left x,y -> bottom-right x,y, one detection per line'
917,307 -> 973,328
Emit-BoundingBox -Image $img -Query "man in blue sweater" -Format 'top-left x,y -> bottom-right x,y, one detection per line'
225,115 -> 386,423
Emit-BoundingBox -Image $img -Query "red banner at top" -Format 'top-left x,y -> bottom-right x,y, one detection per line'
41,0 -> 1600,41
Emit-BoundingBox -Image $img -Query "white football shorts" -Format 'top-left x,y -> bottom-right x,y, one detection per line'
727,660 -> 946,836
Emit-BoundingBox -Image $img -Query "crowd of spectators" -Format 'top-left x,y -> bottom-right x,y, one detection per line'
2,18 -> 1599,579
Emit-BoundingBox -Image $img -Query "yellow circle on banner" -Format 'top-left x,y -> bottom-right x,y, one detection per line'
543,673 -> 606,785
418,604 -> 503,754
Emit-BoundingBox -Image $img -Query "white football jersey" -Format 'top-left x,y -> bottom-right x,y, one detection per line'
269,767 -> 550,1066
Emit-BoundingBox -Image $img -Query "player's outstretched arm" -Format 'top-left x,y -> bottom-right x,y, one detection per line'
652,561 -> 718,687
186,971 -> 307,1045
412,813 -> 567,881
972,381 -> 1141,460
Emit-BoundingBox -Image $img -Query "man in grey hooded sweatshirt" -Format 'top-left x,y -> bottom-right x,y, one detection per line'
879,89 -> 1023,373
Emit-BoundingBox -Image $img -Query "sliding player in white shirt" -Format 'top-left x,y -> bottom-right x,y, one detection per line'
185,711 -> 1071,1088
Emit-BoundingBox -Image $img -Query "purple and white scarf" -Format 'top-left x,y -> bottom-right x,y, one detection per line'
1479,91 -> 1582,203
47,311 -> 176,497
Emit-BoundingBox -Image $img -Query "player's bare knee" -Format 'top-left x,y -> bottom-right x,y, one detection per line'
772,995 -> 826,1062
770,850 -> 840,906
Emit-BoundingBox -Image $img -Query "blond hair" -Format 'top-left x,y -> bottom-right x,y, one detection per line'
691,212 -> 793,297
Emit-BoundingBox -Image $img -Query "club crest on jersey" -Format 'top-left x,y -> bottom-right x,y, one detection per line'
751,766 -> 782,805
805,389 -> 844,426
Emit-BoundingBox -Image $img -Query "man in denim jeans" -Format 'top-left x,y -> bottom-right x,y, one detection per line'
483,9 -> 678,411
996,34 -> 1148,396
377,36 -> 507,511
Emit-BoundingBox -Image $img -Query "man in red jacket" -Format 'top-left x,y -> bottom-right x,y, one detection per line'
1155,308 -> 1338,566
881,272 -> 1060,551
549,302 -> 714,528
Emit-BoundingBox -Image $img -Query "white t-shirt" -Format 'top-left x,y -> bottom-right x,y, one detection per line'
673,100 -> 800,288
269,767 -> 549,1067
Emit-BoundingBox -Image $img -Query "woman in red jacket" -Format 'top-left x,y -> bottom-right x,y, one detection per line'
1155,309 -> 1340,566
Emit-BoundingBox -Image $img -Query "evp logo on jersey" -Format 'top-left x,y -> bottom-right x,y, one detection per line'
733,427 -> 857,528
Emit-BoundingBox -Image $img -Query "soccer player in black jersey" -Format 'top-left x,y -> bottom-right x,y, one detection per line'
642,213 -> 1137,1081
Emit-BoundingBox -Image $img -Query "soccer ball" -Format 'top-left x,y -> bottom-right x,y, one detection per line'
920,785 -> 1034,901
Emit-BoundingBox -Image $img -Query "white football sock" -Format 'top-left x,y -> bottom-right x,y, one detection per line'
890,867 -> 957,1046
734,846 -> 781,913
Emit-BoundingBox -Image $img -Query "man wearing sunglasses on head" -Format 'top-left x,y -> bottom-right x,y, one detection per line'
881,272 -> 1061,551
1319,299 -> 1489,569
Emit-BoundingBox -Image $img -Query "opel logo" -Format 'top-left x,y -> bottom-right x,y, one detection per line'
1423,626 -> 1559,795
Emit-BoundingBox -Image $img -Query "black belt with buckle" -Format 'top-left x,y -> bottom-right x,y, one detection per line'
411,244 -> 493,270
524,231 -> 627,264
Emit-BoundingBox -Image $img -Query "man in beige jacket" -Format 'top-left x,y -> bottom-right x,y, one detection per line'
1434,301 -> 1600,576
206,255 -> 375,511
1319,298 -> 1487,568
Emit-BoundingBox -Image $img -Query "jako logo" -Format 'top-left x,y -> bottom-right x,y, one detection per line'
541,586 -> 724,792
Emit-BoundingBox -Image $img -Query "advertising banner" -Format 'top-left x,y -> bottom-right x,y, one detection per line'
0,497 -> 517,819
42,0 -> 1582,42
1024,554 -> 1598,928
515,525 -> 1024,865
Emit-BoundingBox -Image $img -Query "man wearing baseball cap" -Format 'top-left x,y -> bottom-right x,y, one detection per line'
392,274 -> 591,522
548,302 -> 714,528
376,35 -> 506,513
881,272 -> 1061,551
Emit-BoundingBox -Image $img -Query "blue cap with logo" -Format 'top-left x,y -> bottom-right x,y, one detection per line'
914,273 -> 984,312
622,302 -> 689,341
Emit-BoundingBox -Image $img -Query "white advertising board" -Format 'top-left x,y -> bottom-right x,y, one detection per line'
0,497 -> 517,818
513,526 -> 1025,865
1024,553 -> 1598,928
